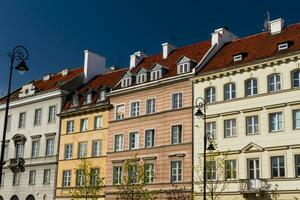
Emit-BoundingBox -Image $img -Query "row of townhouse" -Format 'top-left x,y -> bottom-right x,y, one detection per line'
1,17 -> 300,200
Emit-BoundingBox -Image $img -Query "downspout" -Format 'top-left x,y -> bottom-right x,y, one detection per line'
192,80 -> 195,196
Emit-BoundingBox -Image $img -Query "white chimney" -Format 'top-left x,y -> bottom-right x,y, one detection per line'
268,18 -> 284,35
84,50 -> 107,83
43,74 -> 52,81
61,69 -> 69,76
211,27 -> 238,46
162,43 -> 176,59
130,51 -> 146,69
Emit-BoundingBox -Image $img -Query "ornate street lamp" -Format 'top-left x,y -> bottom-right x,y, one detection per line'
0,45 -> 29,184
194,97 -> 215,200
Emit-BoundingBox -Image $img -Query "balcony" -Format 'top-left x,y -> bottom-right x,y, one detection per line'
239,179 -> 269,193
7,158 -> 25,173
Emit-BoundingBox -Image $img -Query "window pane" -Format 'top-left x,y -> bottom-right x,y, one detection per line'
293,110 -> 300,129
293,70 -> 300,88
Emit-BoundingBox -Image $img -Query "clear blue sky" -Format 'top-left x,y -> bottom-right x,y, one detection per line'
0,0 -> 300,95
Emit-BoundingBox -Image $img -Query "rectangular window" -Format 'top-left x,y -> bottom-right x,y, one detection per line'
18,112 -> 26,128
246,115 -> 259,135
245,79 -> 258,96
278,43 -> 288,51
146,98 -> 156,114
129,132 -> 139,150
99,90 -> 106,101
43,169 -> 51,184
92,140 -> 102,157
45,138 -> 54,156
145,129 -> 155,148
64,144 -> 73,160
295,155 -> 300,177
293,110 -> 300,130
224,119 -> 237,138
207,161 -> 216,180
80,118 -> 88,132
224,83 -> 236,100
15,143 -> 24,158
67,120 -> 74,133
178,63 -> 190,74
113,166 -> 122,185
63,170 -> 71,187
91,168 -> 100,186
137,74 -> 146,84
268,74 -> 281,92
269,112 -> 283,132
206,122 -> 216,137
115,134 -> 123,151
78,142 -> 87,158
225,160 -> 237,180
84,94 -> 92,104
29,170 -> 36,185
271,156 -> 285,178
128,165 -> 137,183
130,101 -> 140,117
13,172 -> 20,186
31,140 -> 40,158
6,115 -> 11,132
150,70 -> 162,80
76,170 -> 84,187
121,77 -> 131,87
48,105 -> 56,123
116,104 -> 125,120
233,54 -> 242,62
172,93 -> 183,109
144,163 -> 155,183
171,125 -> 182,144
34,108 -> 42,125
171,161 -> 182,182
1,173 -> 4,186
94,116 -> 103,129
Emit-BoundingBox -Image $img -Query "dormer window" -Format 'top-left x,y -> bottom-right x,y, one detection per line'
233,54 -> 243,62
150,70 -> 162,80
136,74 -> 147,84
278,43 -> 289,51
98,90 -> 106,101
71,96 -> 79,107
121,77 -> 131,87
83,93 -> 92,104
177,63 -> 190,74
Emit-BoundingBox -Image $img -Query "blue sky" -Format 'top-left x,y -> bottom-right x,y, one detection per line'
0,0 -> 300,95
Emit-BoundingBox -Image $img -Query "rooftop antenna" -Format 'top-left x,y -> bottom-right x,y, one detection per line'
263,11 -> 270,31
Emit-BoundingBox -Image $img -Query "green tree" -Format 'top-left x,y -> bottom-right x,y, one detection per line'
70,158 -> 104,200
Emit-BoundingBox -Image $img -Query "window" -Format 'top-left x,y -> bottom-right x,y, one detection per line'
224,83 -> 236,100
292,70 -> 300,88
72,96 -> 79,106
128,165 -> 137,183
113,166 -> 122,185
146,98 -> 156,114
80,118 -> 88,132
278,43 -> 288,51
246,115 -> 259,135
233,54 -> 242,62
268,74 -> 281,92
91,168 -> 100,186
18,112 -> 26,128
171,125 -> 182,144
150,70 -> 162,80
293,110 -> 300,130
271,156 -> 285,178
34,108 -> 42,126
129,132 -> 139,149
171,161 -> 182,182
92,140 -> 102,157
48,106 -> 56,123
13,172 -> 20,186
63,170 -> 71,187
45,138 -> 54,156
137,74 -> 147,84
145,129 -> 155,148
43,169 -> 51,184
225,160 -> 237,180
94,116 -> 102,129
130,101 -> 140,117
245,78 -> 258,96
76,170 -> 84,187
295,155 -> 300,177
4,144 -> 8,161
206,122 -> 216,137
121,77 -> 131,87
64,144 -> 73,160
178,63 -> 190,74
15,142 -> 24,158
7,115 -> 11,132
115,134 -> 123,151
83,93 -> 92,104
99,90 -> 106,101
205,87 -> 216,103
1,173 -> 4,186
29,170 -> 36,185
172,93 -> 183,109
269,112 -> 283,132
224,119 -> 237,137
67,120 -> 74,133
207,161 -> 216,180
31,140 -> 40,158
143,163 -> 154,184
116,104 -> 125,120
78,142 -> 87,158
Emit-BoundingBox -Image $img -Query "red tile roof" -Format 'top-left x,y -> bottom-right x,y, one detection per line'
200,23 -> 300,73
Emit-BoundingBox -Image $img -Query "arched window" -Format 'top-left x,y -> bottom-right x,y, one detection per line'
10,195 -> 19,200
26,195 -> 35,200
224,83 -> 236,100
245,78 -> 258,96
0,196 -> 4,200
292,69 -> 300,88
268,74 -> 281,92
205,87 -> 216,103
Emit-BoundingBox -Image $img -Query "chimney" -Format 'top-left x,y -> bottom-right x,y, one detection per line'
109,65 -> 121,71
43,74 -> 52,81
268,18 -> 284,35
162,43 -> 176,59
61,69 -> 69,76
130,51 -> 146,69
211,27 -> 238,46
84,50 -> 107,83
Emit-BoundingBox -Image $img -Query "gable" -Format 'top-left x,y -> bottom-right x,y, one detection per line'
241,142 -> 264,153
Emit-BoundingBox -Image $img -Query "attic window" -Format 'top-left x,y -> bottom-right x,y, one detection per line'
177,63 -> 190,74
150,70 -> 162,81
71,96 -> 79,107
98,90 -> 106,101
278,43 -> 289,51
136,74 -> 147,84
83,93 -> 92,104
233,54 -> 243,62
121,77 -> 131,88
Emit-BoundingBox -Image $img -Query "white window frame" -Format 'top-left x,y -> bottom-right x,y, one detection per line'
29,170 -> 36,185
292,70 -> 300,88
225,160 -> 237,180
137,73 -> 147,84
92,140 -> 102,157
63,170 -> 71,187
150,70 -> 162,80
113,166 -> 122,185
115,104 -> 125,120
145,129 -> 155,148
121,77 -> 131,87
64,144 -> 73,160
146,98 -> 156,114
129,131 -> 139,150
271,156 -> 285,178
224,83 -> 236,100
171,160 -> 182,182
293,109 -> 300,130
80,118 -> 88,132
205,87 -> 216,103
233,54 -> 242,62
171,124 -> 183,144
31,139 -> 40,158
114,134 -> 124,152
268,74 -> 281,92
206,121 -> 216,137
71,96 -> 79,106
177,62 -> 190,74
18,112 -> 26,129
43,169 -> 51,184
245,78 -> 258,96
172,92 -> 183,109
78,142 -> 87,158
224,119 -> 237,138
48,105 -> 56,123
84,93 -> 92,104
144,163 -> 155,183
278,43 -> 288,51
98,89 -> 106,101
94,116 -> 103,129
67,120 -> 75,134
34,108 -> 42,126
269,112 -> 284,132
130,101 -> 140,117
246,115 -> 259,135
45,137 -> 54,156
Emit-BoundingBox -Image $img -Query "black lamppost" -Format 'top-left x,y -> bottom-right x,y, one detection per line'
194,97 -> 215,200
0,45 -> 29,184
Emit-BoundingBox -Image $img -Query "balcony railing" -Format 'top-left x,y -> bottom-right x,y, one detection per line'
239,179 -> 269,193
7,158 -> 25,173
